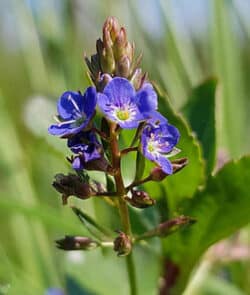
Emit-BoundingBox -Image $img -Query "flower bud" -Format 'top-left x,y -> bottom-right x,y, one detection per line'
115,56 -> 130,77
85,17 -> 143,84
100,47 -> 115,73
157,216 -> 196,237
97,73 -> 113,92
150,167 -> 168,182
172,157 -> 188,173
113,27 -> 127,60
150,158 -> 188,181
56,236 -> 98,250
52,173 -> 95,204
113,231 -> 132,256
125,190 -> 156,209
103,16 -> 120,44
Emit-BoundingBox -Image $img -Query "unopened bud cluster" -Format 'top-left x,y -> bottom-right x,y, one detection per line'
85,17 -> 146,91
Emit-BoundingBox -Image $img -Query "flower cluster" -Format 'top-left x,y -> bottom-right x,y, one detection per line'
49,77 -> 180,176
49,17 -> 189,258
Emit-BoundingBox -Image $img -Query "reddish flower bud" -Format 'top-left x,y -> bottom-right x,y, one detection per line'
56,236 -> 98,251
150,167 -> 168,182
172,158 -> 188,174
103,16 -> 120,43
157,216 -> 196,237
113,231 -> 132,256
125,190 -> 156,209
116,56 -> 130,77
85,17 -> 145,83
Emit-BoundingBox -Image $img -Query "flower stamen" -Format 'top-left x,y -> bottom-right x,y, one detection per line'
116,109 -> 130,121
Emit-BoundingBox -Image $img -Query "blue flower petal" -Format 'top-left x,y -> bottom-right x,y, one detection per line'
57,91 -> 84,120
72,156 -> 84,170
141,132 -> 155,161
48,123 -> 72,136
83,87 -> 97,117
146,111 -> 168,126
83,146 -> 101,162
156,156 -> 173,174
103,77 -> 135,104
97,92 -> 111,115
48,120 -> 90,137
135,83 -> 158,114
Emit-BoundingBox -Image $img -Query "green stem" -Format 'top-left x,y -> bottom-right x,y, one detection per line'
109,123 -> 137,295
126,175 -> 151,191
126,252 -> 137,295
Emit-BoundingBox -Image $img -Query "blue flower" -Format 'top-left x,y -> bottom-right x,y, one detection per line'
97,77 -> 159,129
48,87 -> 97,137
67,131 -> 102,165
141,121 -> 180,174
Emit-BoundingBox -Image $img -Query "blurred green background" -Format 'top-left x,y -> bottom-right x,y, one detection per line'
0,0 -> 249,294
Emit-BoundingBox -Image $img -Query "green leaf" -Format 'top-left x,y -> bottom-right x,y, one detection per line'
182,78 -> 217,175
162,156 -> 250,294
212,0 -> 247,157
134,152 -> 145,181
155,86 -> 205,211
71,206 -> 113,239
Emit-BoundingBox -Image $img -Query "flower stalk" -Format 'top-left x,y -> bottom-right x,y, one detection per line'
109,122 -> 137,294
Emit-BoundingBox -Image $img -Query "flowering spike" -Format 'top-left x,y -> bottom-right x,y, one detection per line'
48,17 -> 189,273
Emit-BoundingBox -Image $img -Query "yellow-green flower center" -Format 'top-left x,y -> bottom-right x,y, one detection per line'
116,110 -> 130,121
148,142 -> 155,152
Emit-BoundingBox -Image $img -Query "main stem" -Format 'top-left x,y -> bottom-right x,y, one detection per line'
109,123 -> 137,295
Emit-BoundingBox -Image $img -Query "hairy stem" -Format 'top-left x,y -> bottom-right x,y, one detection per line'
109,123 -> 137,295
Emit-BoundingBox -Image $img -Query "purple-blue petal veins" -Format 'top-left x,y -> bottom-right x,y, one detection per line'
97,77 -> 159,129
141,121 -> 180,174
67,131 -> 102,163
48,87 -> 97,137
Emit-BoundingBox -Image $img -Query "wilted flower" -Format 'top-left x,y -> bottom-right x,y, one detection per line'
97,77 -> 160,129
52,173 -> 95,204
67,131 -> 102,162
68,154 -> 110,172
48,88 -> 97,137
140,122 -> 180,174
125,190 -> 156,208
